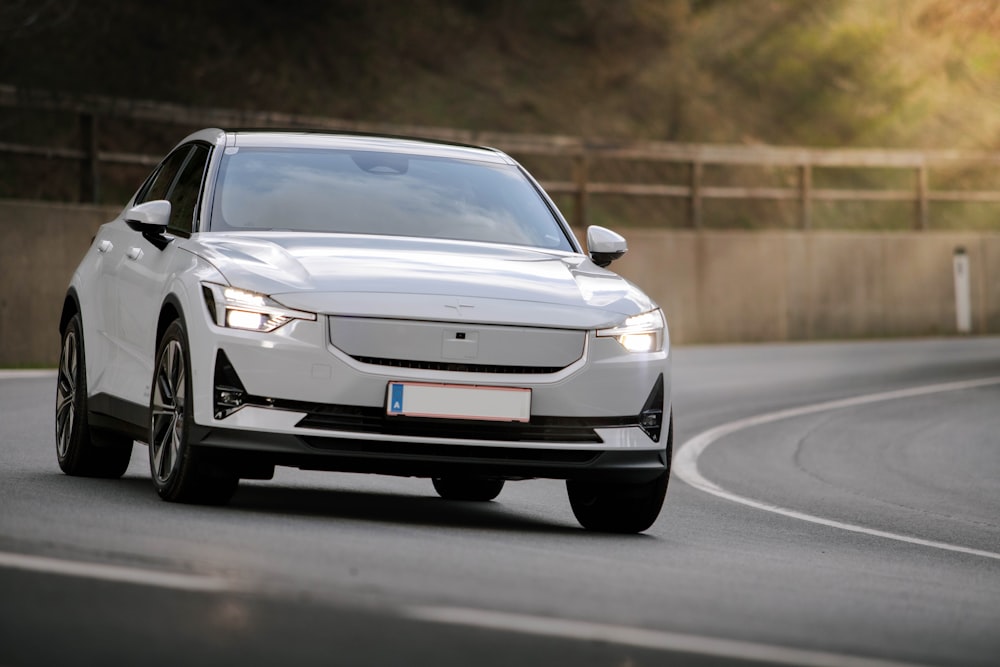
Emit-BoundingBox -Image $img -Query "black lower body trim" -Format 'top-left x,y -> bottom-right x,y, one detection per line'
88,393 -> 148,443
301,437 -> 600,463
190,427 -> 667,483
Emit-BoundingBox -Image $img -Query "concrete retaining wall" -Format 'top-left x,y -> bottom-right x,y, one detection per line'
0,201 -> 121,367
1,199 -> 997,366
613,229 -> 1000,344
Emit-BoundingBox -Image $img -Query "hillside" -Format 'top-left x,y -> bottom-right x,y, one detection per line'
3,0 -> 1000,148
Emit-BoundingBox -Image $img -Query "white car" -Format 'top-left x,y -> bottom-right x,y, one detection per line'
55,129 -> 672,533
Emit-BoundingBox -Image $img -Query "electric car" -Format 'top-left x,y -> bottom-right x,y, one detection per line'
55,129 -> 672,533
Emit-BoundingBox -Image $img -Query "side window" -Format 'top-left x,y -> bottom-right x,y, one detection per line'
138,147 -> 193,204
165,144 -> 210,235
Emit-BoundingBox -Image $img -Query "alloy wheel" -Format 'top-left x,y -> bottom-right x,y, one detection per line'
55,329 -> 77,459
150,338 -> 186,484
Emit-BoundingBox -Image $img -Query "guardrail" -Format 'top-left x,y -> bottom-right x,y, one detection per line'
4,84 -> 1000,230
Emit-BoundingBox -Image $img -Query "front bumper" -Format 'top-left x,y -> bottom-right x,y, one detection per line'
184,309 -> 671,480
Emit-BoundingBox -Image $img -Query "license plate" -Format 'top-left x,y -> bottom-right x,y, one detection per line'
386,382 -> 530,422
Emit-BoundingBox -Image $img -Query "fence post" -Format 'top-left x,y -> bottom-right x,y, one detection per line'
915,163 -> 928,230
689,160 -> 703,229
79,112 -> 99,203
798,163 -> 812,230
572,152 -> 588,228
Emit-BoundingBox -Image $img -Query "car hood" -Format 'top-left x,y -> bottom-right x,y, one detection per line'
185,233 -> 656,329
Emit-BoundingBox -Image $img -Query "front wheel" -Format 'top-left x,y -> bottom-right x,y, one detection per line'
567,416 -> 672,533
432,476 -> 505,502
149,319 -> 238,505
55,313 -> 133,478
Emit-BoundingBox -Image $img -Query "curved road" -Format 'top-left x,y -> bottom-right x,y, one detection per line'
2,338 -> 999,666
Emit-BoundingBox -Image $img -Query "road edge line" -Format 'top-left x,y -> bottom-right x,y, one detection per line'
403,605 -> 927,667
672,376 -> 1000,561
0,551 -> 234,592
0,369 -> 56,379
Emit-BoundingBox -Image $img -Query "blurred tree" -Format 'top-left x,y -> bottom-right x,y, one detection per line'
0,0 -> 999,148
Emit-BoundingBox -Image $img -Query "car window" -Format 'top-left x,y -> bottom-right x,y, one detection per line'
138,146 -> 192,204
210,148 -> 573,251
165,144 -> 210,235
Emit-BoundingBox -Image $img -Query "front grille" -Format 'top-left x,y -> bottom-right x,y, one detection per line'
232,396 -> 630,445
350,355 -> 565,375
328,316 -> 585,372
296,403 -> 637,443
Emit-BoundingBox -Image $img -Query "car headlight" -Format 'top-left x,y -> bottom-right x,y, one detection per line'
596,309 -> 666,353
201,282 -> 316,333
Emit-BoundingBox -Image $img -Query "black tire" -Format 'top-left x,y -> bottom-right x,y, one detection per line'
432,476 -> 505,502
149,319 -> 238,505
567,415 -> 673,533
55,313 -> 133,478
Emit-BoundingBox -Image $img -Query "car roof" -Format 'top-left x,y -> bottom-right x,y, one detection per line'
173,128 -> 513,165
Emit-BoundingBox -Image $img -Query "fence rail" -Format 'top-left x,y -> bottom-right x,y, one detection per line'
3,84 -> 1000,229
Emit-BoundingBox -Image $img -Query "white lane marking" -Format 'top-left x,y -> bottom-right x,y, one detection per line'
405,606 -> 925,667
0,370 -> 56,379
673,376 -> 1000,561
0,551 -> 233,592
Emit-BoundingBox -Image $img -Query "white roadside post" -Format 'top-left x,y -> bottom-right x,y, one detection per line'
953,246 -> 972,334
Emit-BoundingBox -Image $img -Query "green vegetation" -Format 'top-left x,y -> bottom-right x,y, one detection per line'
4,0 -> 1000,146
2,0 -> 1000,228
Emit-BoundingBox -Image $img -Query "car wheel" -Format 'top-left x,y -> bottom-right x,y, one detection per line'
432,476 -> 505,502
567,415 -> 673,534
55,313 -> 133,478
149,319 -> 238,505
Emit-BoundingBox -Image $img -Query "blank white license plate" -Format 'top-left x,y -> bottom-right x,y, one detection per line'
386,382 -> 531,422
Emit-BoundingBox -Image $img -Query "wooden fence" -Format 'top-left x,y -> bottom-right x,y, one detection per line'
4,84 -> 1000,230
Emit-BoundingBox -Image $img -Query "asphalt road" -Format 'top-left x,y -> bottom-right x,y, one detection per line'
2,338 -> 999,667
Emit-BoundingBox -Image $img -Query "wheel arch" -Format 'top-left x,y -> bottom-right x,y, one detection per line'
156,294 -> 186,347
59,289 -> 81,336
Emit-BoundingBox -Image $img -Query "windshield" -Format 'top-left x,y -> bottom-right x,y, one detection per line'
209,147 -> 573,251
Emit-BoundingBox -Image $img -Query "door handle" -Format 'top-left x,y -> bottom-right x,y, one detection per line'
126,247 -> 144,261
97,240 -> 113,254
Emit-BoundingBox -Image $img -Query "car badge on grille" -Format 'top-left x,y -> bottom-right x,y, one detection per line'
444,300 -> 475,316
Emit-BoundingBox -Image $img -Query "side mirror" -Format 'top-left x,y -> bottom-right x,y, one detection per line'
125,200 -> 171,234
587,225 -> 627,267
125,200 -> 172,250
